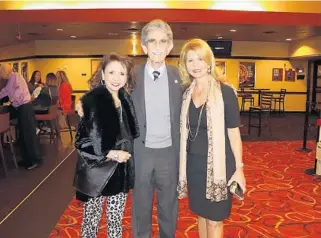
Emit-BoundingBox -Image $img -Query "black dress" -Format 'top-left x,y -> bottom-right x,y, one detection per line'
186,84 -> 241,221
76,106 -> 134,201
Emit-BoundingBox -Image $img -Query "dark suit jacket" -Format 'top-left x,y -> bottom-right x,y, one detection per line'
131,63 -> 183,161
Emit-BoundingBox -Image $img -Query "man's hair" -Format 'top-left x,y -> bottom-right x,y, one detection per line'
141,19 -> 173,46
0,64 -> 10,90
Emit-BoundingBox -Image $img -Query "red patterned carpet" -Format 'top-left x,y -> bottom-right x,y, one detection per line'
50,141 -> 321,238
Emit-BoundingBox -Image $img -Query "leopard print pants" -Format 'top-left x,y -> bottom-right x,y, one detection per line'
81,193 -> 127,238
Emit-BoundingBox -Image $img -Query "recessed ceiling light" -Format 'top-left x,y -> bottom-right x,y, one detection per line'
218,36 -> 223,39
286,38 -> 292,41
56,28 -> 63,31
230,29 -> 236,32
70,35 -> 76,38
108,32 -> 119,36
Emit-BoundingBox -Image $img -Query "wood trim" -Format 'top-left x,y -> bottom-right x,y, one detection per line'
73,90 -> 307,95
0,54 -> 290,62
240,111 -> 305,113
128,55 -> 290,60
238,90 -> 307,95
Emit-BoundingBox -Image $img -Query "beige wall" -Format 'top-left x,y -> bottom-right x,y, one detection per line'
1,39 -> 320,60
232,41 -> 289,58
0,39 -> 292,60
0,42 -> 35,59
289,36 -> 321,58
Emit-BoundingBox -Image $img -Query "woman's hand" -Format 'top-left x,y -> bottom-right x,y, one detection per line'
107,150 -> 131,163
227,168 -> 246,193
75,101 -> 84,117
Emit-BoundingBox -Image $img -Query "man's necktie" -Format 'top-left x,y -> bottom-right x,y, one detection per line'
153,71 -> 160,81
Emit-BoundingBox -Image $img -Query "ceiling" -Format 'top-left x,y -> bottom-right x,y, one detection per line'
0,22 -> 321,48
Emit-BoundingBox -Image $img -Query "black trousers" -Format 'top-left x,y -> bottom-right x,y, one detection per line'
11,103 -> 41,165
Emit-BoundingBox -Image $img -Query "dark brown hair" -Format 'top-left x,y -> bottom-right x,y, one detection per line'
29,70 -> 42,85
88,53 -> 136,92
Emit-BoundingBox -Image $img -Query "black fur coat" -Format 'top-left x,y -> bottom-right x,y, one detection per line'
73,86 -> 139,198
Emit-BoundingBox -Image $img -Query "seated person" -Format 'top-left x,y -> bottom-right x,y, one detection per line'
33,73 -> 59,114
28,70 -> 43,98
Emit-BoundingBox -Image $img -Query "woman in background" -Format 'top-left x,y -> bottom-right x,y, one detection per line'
177,39 -> 246,238
28,70 -> 43,99
56,70 -> 73,112
73,53 -> 139,238
33,72 -> 59,114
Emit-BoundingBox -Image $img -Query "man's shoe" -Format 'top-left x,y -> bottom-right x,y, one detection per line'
26,163 -> 39,170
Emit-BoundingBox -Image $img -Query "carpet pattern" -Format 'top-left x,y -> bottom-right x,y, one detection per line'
49,141 -> 321,238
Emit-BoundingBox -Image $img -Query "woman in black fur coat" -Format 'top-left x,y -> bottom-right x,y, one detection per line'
73,54 -> 139,238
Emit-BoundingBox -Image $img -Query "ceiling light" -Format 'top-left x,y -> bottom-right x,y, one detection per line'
70,35 -> 76,38
218,36 -> 223,39
56,28 -> 63,31
286,38 -> 292,41
230,29 -> 236,32
108,32 -> 118,36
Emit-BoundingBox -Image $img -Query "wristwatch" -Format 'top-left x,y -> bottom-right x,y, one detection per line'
236,162 -> 244,169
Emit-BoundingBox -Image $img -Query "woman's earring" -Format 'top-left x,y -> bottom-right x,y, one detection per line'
208,67 -> 211,73
101,70 -> 105,85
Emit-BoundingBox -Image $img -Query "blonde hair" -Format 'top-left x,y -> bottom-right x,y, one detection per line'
179,39 -> 225,89
56,70 -> 72,90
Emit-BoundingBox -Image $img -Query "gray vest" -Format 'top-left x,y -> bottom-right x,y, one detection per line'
144,67 -> 172,148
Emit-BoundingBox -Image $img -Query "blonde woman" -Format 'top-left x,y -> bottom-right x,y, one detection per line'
56,70 -> 73,112
177,39 -> 246,238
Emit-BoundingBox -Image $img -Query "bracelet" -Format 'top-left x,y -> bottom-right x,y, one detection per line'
236,162 -> 244,169
113,152 -> 119,162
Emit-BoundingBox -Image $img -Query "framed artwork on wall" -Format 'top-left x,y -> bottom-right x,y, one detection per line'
238,61 -> 255,88
215,61 -> 226,76
90,59 -> 102,76
21,62 -> 28,81
285,68 -> 295,81
12,62 -> 19,73
272,68 -> 283,81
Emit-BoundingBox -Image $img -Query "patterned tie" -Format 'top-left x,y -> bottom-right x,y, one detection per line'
152,71 -> 160,81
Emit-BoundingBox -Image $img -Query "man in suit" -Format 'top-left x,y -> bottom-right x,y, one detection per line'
131,19 -> 182,238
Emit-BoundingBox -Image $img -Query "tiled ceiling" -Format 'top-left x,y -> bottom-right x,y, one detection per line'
0,22 -> 320,47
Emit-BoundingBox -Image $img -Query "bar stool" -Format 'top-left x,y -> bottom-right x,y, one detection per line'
35,105 -> 60,143
239,87 -> 254,113
272,89 -> 286,114
248,94 -> 273,137
0,112 -> 18,176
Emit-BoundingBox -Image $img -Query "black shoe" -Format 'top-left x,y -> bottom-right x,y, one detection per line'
26,163 -> 39,170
